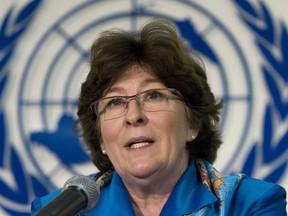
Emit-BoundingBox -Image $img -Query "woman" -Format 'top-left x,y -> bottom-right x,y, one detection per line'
32,19 -> 286,215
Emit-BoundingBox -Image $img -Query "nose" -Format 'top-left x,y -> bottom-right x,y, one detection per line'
124,100 -> 147,127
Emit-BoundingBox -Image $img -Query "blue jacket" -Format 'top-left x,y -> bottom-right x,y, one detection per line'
31,160 -> 287,215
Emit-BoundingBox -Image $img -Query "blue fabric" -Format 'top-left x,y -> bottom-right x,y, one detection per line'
227,177 -> 287,216
160,160 -> 218,215
31,160 -> 287,215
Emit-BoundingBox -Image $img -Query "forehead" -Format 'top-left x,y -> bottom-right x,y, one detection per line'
117,64 -> 156,82
105,65 -> 164,94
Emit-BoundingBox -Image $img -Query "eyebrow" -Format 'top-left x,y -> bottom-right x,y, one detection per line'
105,78 -> 162,95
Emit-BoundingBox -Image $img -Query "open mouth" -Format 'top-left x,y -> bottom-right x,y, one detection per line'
130,142 -> 151,149
126,137 -> 154,149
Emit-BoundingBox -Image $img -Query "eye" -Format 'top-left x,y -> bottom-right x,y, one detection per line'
145,90 -> 166,101
105,97 -> 126,109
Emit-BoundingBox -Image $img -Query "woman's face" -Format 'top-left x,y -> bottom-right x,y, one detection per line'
99,65 -> 196,183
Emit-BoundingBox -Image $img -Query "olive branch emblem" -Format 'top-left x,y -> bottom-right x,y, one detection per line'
235,1 -> 287,182
0,1 -> 287,215
0,1 -> 48,215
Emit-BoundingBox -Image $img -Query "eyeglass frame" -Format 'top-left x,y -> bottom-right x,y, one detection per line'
90,88 -> 185,119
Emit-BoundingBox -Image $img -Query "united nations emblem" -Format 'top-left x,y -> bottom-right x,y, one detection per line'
0,1 -> 286,215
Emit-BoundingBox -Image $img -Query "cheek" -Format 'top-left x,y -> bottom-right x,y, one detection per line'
99,120 -> 120,145
171,112 -> 191,141
156,111 -> 190,140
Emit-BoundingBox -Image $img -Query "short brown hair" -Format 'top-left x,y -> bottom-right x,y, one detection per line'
76,18 -> 223,172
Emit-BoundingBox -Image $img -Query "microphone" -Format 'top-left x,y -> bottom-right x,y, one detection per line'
34,175 -> 100,216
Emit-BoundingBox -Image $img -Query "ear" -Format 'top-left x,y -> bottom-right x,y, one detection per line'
187,127 -> 199,142
100,141 -> 105,151
100,142 -> 107,154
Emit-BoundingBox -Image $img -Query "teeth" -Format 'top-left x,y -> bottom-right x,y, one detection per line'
130,142 -> 150,149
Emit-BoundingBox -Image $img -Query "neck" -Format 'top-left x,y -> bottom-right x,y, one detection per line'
122,158 -> 189,216
131,192 -> 169,216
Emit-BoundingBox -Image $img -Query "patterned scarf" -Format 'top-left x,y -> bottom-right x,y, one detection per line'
94,159 -> 243,215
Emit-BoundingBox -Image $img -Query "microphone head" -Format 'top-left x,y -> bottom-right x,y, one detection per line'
63,175 -> 100,212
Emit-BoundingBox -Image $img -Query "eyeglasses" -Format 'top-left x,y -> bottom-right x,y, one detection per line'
90,88 -> 184,120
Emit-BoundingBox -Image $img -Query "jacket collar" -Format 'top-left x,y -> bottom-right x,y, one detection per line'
86,160 -> 218,215
160,159 -> 218,215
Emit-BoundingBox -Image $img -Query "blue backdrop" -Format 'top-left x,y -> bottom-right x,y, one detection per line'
0,1 -> 287,215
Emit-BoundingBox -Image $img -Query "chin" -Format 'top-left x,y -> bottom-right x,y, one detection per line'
127,163 -> 161,179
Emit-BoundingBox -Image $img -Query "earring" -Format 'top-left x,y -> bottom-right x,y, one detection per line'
102,149 -> 106,154
192,135 -> 195,140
